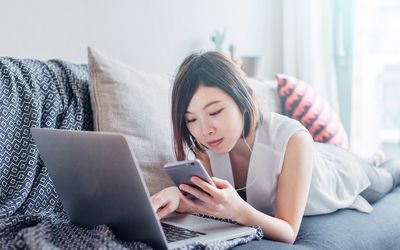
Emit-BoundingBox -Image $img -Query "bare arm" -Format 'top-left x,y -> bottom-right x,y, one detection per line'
158,131 -> 314,244
234,130 -> 314,244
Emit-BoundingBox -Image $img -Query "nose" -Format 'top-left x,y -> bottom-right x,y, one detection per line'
200,119 -> 215,136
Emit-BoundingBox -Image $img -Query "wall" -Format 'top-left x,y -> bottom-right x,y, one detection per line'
0,0 -> 279,77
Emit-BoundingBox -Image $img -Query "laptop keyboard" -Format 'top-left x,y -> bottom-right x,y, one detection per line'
161,223 -> 206,242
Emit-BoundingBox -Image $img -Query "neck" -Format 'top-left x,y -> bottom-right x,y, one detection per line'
230,127 -> 256,159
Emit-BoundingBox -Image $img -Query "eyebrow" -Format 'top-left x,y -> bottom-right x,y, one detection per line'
186,100 -> 221,114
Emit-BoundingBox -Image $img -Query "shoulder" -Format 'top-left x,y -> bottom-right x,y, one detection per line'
283,130 -> 314,170
269,112 -> 304,129
258,112 -> 310,152
260,112 -> 306,134
288,131 -> 314,151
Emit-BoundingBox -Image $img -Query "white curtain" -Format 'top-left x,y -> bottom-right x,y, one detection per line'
281,0 -> 339,112
351,0 -> 382,157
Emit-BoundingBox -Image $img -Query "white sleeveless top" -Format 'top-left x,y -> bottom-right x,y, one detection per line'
206,112 -> 372,216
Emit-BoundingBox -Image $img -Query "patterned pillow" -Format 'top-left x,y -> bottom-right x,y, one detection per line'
276,74 -> 349,148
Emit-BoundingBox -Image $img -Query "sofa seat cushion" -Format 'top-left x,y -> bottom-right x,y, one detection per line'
234,187 -> 400,249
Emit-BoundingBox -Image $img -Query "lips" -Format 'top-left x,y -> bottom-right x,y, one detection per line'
207,138 -> 223,148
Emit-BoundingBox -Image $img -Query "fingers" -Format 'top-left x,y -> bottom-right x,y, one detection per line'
151,194 -> 166,211
190,177 -> 220,196
211,177 -> 230,188
179,193 -> 197,209
190,176 -> 231,200
157,203 -> 174,219
151,188 -> 180,219
179,184 -> 227,217
179,184 -> 214,204
180,193 -> 211,215
151,194 -> 169,219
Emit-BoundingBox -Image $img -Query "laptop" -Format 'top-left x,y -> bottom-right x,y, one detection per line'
31,128 -> 256,249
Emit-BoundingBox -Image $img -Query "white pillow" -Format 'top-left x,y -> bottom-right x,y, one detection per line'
248,78 -> 281,115
88,47 -> 175,194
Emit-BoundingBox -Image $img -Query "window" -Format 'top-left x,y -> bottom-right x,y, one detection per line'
352,0 -> 400,158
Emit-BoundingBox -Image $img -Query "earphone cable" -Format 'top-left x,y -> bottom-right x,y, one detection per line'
235,110 -> 258,192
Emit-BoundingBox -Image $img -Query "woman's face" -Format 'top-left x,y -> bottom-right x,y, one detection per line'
185,84 -> 243,154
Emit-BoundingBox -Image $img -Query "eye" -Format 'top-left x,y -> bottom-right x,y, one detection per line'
186,118 -> 196,123
210,108 -> 223,116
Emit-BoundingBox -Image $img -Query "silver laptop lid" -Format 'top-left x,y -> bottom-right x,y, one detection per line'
31,128 -> 168,250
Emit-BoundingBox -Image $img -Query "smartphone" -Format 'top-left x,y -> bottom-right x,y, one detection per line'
163,159 -> 215,200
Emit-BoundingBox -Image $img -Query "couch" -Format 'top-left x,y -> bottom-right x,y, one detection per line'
0,53 -> 399,249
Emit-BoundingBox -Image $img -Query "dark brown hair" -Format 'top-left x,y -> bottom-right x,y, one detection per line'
171,51 -> 262,160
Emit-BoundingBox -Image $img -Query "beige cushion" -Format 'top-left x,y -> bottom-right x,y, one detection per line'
248,78 -> 281,114
87,47 -> 280,194
88,47 -> 175,194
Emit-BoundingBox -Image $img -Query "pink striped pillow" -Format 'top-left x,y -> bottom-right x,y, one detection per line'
276,74 -> 349,148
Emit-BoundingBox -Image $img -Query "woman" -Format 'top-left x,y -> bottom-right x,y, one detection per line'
151,51 -> 400,244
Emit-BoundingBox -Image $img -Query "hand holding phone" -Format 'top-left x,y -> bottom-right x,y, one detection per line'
163,159 -> 215,201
